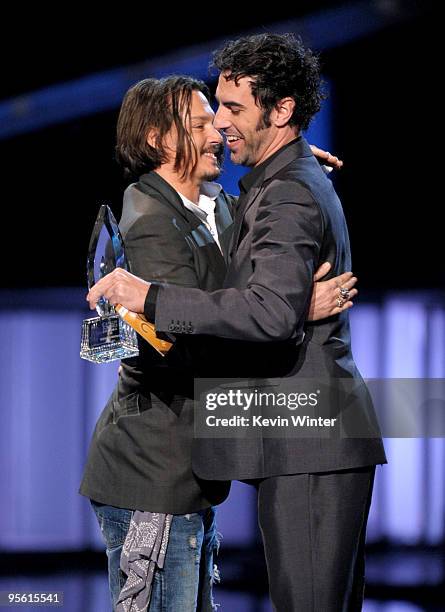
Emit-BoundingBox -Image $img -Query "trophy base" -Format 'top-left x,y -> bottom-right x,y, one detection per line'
80,314 -> 139,363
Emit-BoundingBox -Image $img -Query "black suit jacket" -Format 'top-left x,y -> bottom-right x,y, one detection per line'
80,171 -> 233,512
153,137 -> 387,479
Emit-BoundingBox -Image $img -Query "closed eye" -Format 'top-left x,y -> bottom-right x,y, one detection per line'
221,102 -> 245,115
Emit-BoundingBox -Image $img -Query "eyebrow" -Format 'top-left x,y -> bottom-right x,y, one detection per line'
224,101 -> 245,109
191,114 -> 214,121
215,97 -> 246,110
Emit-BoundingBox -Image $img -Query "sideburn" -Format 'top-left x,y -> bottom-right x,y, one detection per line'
256,109 -> 271,131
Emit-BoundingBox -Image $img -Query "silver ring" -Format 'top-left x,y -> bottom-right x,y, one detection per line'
340,287 -> 350,300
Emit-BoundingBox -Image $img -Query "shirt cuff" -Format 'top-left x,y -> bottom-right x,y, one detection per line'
144,283 -> 160,322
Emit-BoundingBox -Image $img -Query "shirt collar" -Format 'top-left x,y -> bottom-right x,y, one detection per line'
177,182 -> 222,221
200,181 -> 222,200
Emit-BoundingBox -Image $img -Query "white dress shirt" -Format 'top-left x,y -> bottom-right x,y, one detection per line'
177,182 -> 222,252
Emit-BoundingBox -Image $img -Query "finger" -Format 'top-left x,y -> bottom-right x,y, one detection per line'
85,292 -> 96,310
87,289 -> 103,309
332,301 -> 353,315
341,276 -> 358,290
87,286 -> 104,305
115,268 -> 131,280
328,154 -> 343,169
334,278 -> 357,297
337,286 -> 357,298
335,289 -> 358,305
309,144 -> 326,159
333,271 -> 354,287
347,289 -> 358,300
105,284 -> 124,306
87,278 -> 115,307
87,276 -> 108,296
314,261 -> 332,281
88,271 -> 118,296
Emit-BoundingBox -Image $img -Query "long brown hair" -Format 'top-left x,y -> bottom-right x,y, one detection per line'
116,75 -> 210,180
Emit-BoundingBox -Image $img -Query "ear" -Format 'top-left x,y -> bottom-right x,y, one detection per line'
272,97 -> 295,127
146,128 -> 158,148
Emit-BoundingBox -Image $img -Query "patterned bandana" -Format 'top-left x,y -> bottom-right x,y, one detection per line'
116,511 -> 172,612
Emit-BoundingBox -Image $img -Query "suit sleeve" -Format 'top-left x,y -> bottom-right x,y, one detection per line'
152,181 -> 323,342
124,213 -> 199,288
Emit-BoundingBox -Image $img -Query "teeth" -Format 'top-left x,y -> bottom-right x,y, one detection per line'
226,135 -> 241,142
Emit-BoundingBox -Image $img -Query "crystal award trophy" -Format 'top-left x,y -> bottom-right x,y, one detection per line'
80,204 -> 173,363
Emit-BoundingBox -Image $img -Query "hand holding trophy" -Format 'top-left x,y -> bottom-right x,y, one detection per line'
80,205 -> 173,363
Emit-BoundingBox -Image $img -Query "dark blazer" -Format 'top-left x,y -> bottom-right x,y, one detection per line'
153,137 -> 387,480
80,171 -> 233,513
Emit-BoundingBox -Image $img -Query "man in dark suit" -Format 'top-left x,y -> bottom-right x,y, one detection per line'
82,73 -> 353,611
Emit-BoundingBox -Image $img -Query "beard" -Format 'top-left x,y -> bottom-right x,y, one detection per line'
213,141 -> 225,169
231,116 -> 269,167
201,168 -> 222,182
200,142 -> 224,181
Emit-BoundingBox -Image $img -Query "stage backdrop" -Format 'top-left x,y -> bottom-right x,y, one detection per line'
0,289 -> 444,551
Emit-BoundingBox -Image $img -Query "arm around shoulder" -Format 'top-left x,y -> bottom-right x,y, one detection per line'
154,182 -> 324,342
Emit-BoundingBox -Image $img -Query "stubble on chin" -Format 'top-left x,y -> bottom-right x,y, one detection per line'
230,149 -> 247,166
202,169 -> 221,182
231,150 -> 254,168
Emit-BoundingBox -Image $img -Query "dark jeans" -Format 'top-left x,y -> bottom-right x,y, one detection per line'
91,501 -> 219,611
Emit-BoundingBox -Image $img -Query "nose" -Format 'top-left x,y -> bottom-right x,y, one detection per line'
210,124 -> 224,144
213,106 -> 231,131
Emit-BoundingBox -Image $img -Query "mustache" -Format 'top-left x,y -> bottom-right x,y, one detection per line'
202,143 -> 225,166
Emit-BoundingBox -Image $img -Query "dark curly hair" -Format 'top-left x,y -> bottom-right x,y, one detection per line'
212,33 -> 325,130
116,76 -> 210,180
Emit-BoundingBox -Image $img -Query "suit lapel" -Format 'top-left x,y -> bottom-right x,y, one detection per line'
138,171 -> 201,230
138,171 -> 227,277
229,137 -> 314,255
215,193 -> 234,264
229,185 -> 262,255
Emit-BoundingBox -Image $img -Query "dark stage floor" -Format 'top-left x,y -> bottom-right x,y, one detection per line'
0,547 -> 443,611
